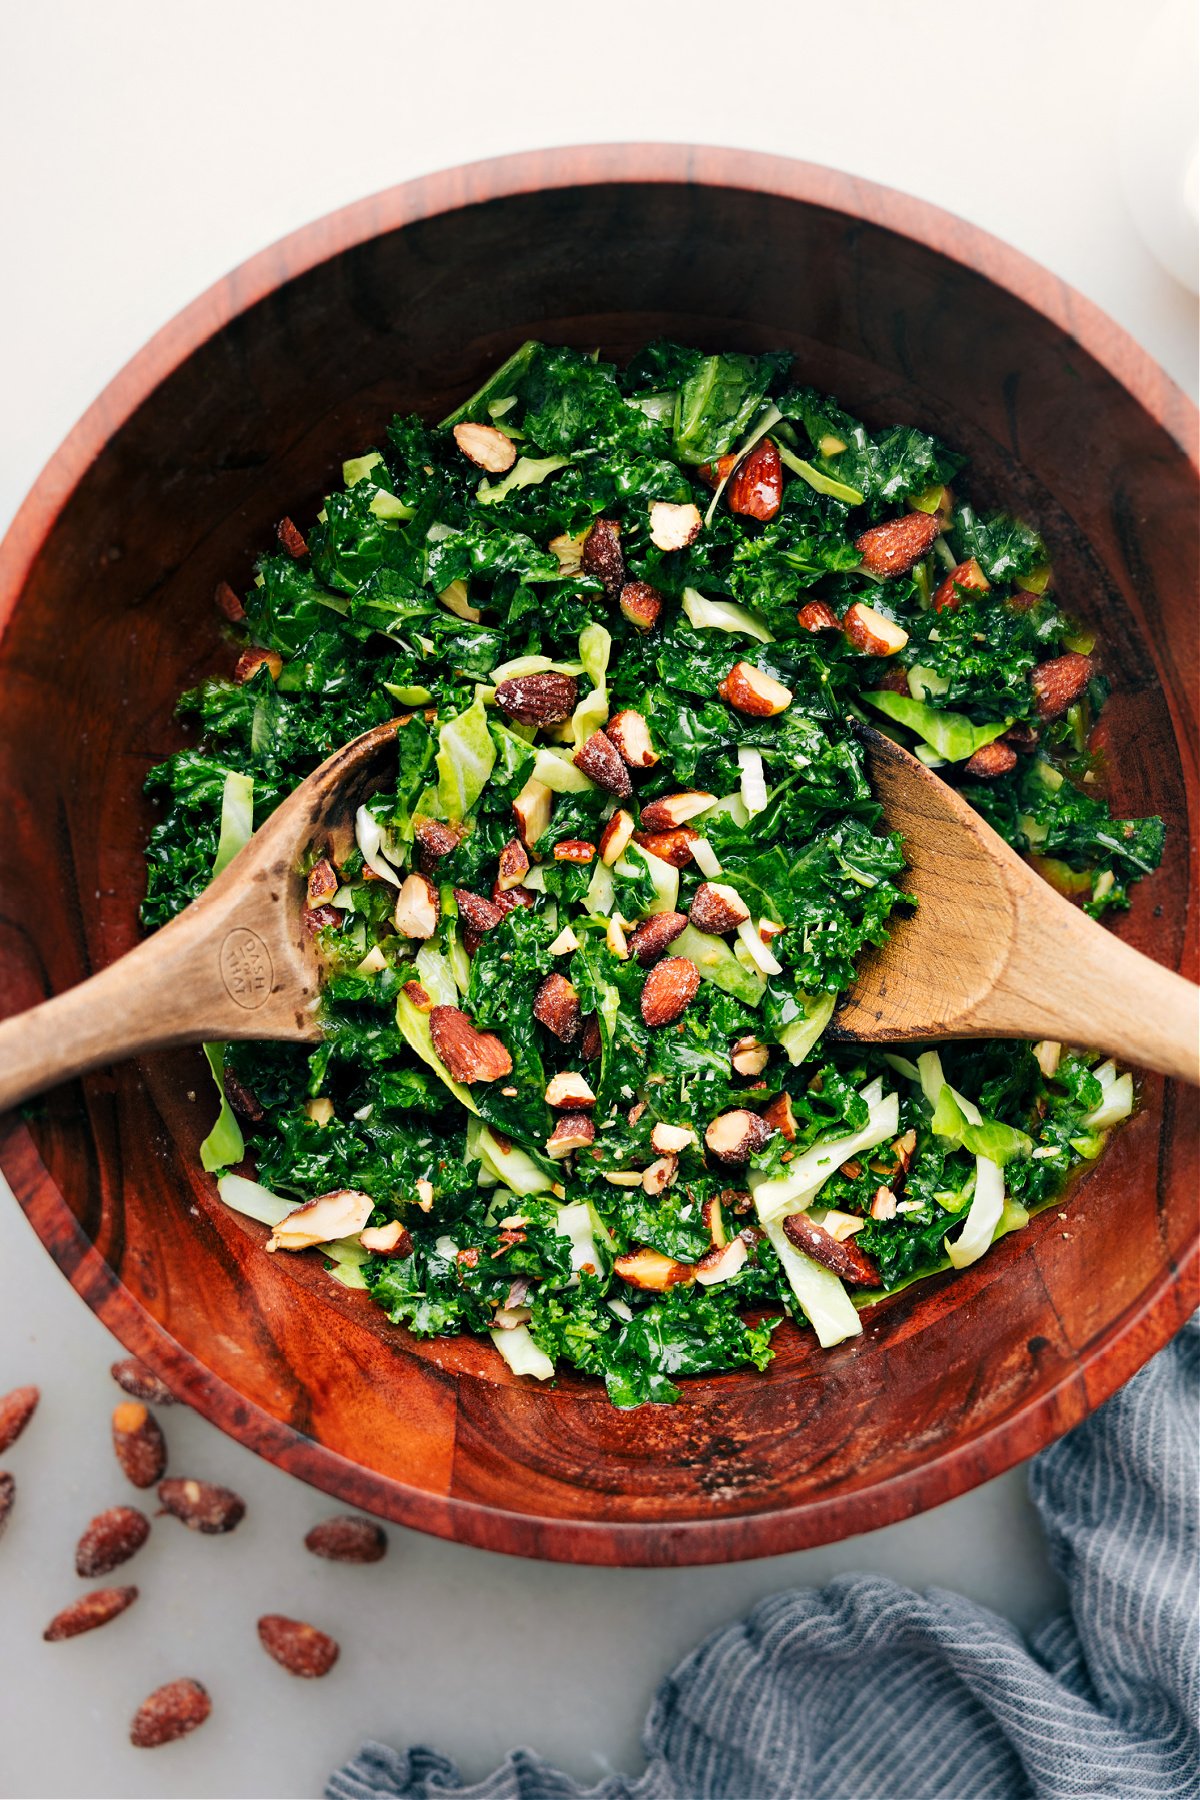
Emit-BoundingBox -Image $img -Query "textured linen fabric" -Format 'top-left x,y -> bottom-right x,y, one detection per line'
328,1318 -> 1198,1800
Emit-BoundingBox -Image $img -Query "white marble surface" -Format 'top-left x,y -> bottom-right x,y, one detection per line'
0,4 -> 1195,1797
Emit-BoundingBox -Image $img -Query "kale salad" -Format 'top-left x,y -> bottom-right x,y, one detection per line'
143,342 -> 1164,1407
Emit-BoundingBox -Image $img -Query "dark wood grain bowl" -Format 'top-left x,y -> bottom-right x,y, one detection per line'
0,146 -> 1196,1566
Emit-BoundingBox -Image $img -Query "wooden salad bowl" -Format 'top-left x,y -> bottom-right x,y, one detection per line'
0,147 -> 1195,1565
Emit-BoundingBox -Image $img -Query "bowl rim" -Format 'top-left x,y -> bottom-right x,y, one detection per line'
1,144 -> 1196,1566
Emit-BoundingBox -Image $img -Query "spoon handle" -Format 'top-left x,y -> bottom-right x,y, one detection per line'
0,882 -> 315,1116
984,865 -> 1199,1084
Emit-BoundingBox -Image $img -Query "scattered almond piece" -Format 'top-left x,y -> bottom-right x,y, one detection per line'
112,1404 -> 167,1489
453,421 -> 517,472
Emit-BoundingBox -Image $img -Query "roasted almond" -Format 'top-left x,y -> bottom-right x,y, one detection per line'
494,672 -> 578,726
638,791 -> 714,832
871,1185 -> 898,1220
726,438 -> 783,520
796,599 -> 841,633
413,816 -> 464,873
394,871 -> 439,939
455,888 -> 504,941
606,709 -> 659,768
574,729 -> 633,797
730,1036 -> 769,1077
640,1154 -> 678,1195
698,453 -> 738,488
1031,652 -> 1093,721
402,979 -> 434,1012
545,1071 -> 596,1109
1003,721 -> 1039,754
579,1012 -> 603,1060
633,826 -> 699,868
223,1067 -> 264,1122
452,420 -> 517,472
581,517 -> 626,596
546,1113 -> 596,1159
0,1472 -> 14,1540
640,956 -> 700,1027
718,661 -> 793,718
429,1006 -> 513,1084
599,808 -> 636,865
258,1614 -> 339,1679
704,1109 -> 771,1165
932,556 -> 989,613
277,516 -> 308,558
268,1188 -> 374,1251
854,510 -> 941,577
553,838 -> 596,864
44,1586 -> 138,1642
962,741 -> 1018,779
628,910 -> 688,965
0,1385 -> 39,1453
305,1515 -> 388,1564
694,1235 -> 751,1286
157,1477 -> 246,1534
496,837 -> 531,891
619,580 -> 663,631
306,857 -> 339,907
533,972 -> 583,1043
549,530 -> 586,575
513,775 -> 554,848
130,1678 -> 211,1748
783,1210 -> 881,1285
842,601 -> 909,656
650,1122 -> 696,1154
762,1091 -> 797,1141
214,578 -> 245,622
359,1220 -> 413,1256
234,646 -> 283,684
648,500 -> 702,552
76,1505 -> 150,1577
688,882 -> 750,935
613,1247 -> 694,1290
112,1404 -> 166,1489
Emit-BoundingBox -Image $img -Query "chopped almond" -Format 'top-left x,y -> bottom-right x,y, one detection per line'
429,1006 -> 513,1084
932,557 -> 989,613
842,602 -> 909,656
402,980 -> 433,1012
359,1220 -> 413,1257
276,517 -> 308,558
581,518 -> 626,597
452,421 -> 517,472
613,1247 -> 694,1291
546,1113 -> 596,1159
648,501 -> 702,552
235,647 -> 283,684
619,581 -> 663,631
689,881 -> 750,935
533,972 -> 583,1042
606,709 -> 659,768
730,1036 -> 769,1077
394,873 -> 439,939
305,1097 -> 335,1127
628,911 -> 688,966
513,776 -> 554,848
704,1109 -> 771,1165
496,837 -> 531,891
633,826 -> 699,867
718,662 -> 793,718
553,838 -> 596,864
638,791 -> 714,832
545,1072 -> 596,1109
306,858 -> 338,907
599,809 -> 636,866
963,741 -> 1018,779
870,1186 -> 898,1220
694,1236 -> 750,1286
762,1092 -> 797,1140
641,1154 -> 679,1195
650,1122 -> 696,1154
796,599 -> 841,633
268,1189 -> 374,1252
783,1211 -> 881,1285
574,729 -> 633,798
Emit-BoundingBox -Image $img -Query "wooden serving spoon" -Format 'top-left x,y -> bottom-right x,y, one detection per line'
0,719 -> 402,1114
0,718 -> 1195,1114
827,727 -> 1199,1084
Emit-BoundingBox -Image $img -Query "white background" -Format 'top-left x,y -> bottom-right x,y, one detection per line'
0,4 -> 1195,1797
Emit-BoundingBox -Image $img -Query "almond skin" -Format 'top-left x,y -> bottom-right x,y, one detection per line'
633,826 -> 699,868
533,972 -> 583,1043
494,672 -> 578,726
0,1385 -> 39,1453
579,1013 -> 603,1061
306,857 -> 339,907
277,516 -> 308,558
698,453 -> 738,488
76,1505 -> 151,1577
718,661 -> 793,718
157,1477 -> 246,1534
628,910 -> 688,965
619,581 -> 663,630
452,420 -> 517,472
730,1035 -> 769,1076
402,980 -> 433,1012
574,729 -> 633,797
359,1221 -> 413,1256
112,1404 -> 166,1489
932,556 -> 989,613
429,1006 -> 513,1083
1031,652 -> 1093,721
640,956 -> 700,1027
962,741 -> 1018,779
257,1614 -> 340,1679
581,517 -> 626,597
854,510 -> 941,577
689,882 -> 750,935
130,1679 -> 212,1748
44,1586 -> 138,1642
726,438 -> 783,520
783,1211 -> 881,1286
796,600 -> 841,633
0,1472 -> 13,1540
305,1515 -> 388,1564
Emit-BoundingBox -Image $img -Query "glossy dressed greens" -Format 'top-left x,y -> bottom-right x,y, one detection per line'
143,343 -> 1159,1407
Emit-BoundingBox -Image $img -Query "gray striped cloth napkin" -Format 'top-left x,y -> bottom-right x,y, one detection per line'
328,1316 -> 1198,1800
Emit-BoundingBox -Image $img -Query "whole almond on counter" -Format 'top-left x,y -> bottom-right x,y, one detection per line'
44,1586 -> 138,1642
75,1505 -> 151,1577
111,1358 -> 176,1406
0,1471 -> 13,1539
0,1385 -> 39,1453
157,1477 -> 245,1534
304,1515 -> 388,1564
130,1678 -> 211,1748
257,1614 -> 340,1678
112,1404 -> 166,1489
